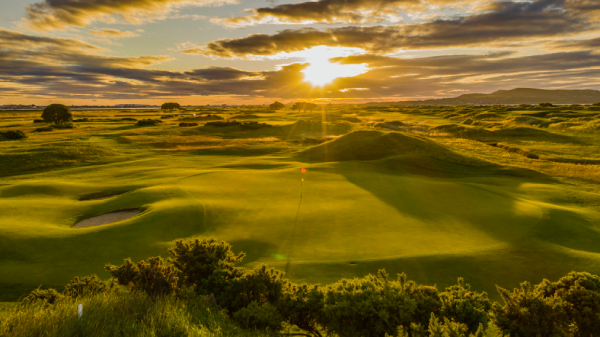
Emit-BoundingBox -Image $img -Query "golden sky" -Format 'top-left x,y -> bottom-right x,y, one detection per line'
1,0 -> 600,105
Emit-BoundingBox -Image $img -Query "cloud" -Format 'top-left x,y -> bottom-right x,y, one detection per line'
89,28 -> 141,38
23,0 -> 238,31
211,0 -> 419,27
210,0 -> 499,27
198,0 -> 589,58
3,25 -> 600,102
0,28 -> 103,50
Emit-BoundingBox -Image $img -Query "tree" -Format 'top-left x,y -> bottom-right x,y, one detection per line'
269,101 -> 285,110
41,104 -> 72,124
292,102 -> 319,113
161,102 -> 181,111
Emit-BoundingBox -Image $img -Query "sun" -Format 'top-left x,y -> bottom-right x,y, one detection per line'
298,46 -> 368,86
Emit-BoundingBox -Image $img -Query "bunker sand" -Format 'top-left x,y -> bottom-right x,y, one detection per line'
73,209 -> 141,227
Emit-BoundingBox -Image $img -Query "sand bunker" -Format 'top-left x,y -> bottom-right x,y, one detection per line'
73,209 -> 141,227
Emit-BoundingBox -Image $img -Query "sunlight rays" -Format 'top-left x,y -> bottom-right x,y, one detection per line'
296,46 -> 369,86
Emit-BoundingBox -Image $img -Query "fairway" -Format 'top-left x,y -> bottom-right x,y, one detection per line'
2,106 -> 600,303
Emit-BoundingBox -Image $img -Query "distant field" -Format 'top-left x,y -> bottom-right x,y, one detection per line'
1,105 -> 600,302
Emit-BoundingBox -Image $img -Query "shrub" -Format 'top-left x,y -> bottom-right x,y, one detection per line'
21,288 -> 64,307
538,102 -> 554,107
42,104 -> 73,124
492,281 -> 567,336
161,102 -> 181,111
1,130 -> 28,140
301,137 -> 327,144
205,121 -> 241,127
33,119 -> 44,123
536,272 -> 600,337
240,122 -> 273,130
269,101 -> 285,110
179,122 -> 199,127
221,265 -> 288,313
63,275 -> 114,299
121,117 -> 137,121
439,278 -> 491,334
168,238 -> 245,294
318,270 -> 417,337
233,301 -> 283,331
34,127 -> 54,132
73,118 -> 90,122
105,257 -> 179,297
136,119 -> 163,126
277,283 -> 324,336
50,122 -> 76,129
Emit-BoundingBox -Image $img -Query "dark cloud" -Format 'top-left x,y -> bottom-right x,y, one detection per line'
211,0 -> 501,27
198,0 -> 589,58
212,0 -> 420,26
0,28 -> 102,50
3,24 -> 600,102
23,0 -> 237,30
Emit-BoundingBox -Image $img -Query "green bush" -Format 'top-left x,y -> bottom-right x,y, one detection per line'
492,281 -> 566,336
168,238 -> 245,294
1,130 -> 27,140
240,122 -> 273,130
136,119 -> 163,126
221,265 -> 288,313
538,102 -> 554,107
63,275 -> 114,299
105,257 -> 179,297
21,288 -> 64,307
205,120 -> 241,127
50,122 -> 76,129
233,301 -> 283,331
319,270 -> 417,337
41,104 -> 72,124
34,127 -> 54,132
439,278 -> 491,334
277,283 -> 324,336
536,272 -> 600,337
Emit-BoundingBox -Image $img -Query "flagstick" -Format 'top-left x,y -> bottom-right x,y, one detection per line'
285,169 -> 305,274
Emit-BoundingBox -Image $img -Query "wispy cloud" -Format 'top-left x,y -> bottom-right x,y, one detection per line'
88,28 -> 141,38
23,0 -> 238,31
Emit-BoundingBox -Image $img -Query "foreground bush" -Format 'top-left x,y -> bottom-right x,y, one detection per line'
1,292 -> 274,337
9,238 -> 600,337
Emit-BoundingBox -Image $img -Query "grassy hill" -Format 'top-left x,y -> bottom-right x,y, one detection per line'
0,104 -> 600,312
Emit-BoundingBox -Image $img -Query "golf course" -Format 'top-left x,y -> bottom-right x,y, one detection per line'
1,104 -> 600,309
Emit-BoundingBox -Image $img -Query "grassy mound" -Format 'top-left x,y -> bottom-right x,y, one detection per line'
0,142 -> 116,176
297,130 -> 446,162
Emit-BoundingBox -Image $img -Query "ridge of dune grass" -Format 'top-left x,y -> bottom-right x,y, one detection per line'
0,142 -> 116,176
0,292 -> 274,337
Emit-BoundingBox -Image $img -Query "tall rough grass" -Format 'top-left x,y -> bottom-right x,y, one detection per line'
0,292 -> 274,337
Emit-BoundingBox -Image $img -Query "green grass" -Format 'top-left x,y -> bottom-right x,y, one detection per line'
0,292 -> 274,337
1,105 -> 600,312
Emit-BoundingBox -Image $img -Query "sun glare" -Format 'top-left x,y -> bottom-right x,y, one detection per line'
298,46 -> 368,86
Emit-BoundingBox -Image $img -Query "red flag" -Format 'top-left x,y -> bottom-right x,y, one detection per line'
302,168 -> 307,173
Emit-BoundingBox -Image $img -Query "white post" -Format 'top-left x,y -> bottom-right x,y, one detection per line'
78,304 -> 83,319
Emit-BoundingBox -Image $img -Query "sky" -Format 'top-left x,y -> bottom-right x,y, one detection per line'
1,0 -> 600,105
